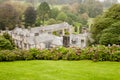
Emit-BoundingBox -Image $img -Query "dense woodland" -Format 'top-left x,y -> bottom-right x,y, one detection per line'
0,0 -> 119,26
0,0 -> 106,29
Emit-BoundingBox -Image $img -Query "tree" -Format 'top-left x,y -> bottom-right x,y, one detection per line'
99,21 -> 120,45
104,4 -> 120,20
47,18 -> 57,25
61,5 -> 70,13
61,3 -> 79,14
91,17 -> 114,43
69,3 -> 80,14
78,0 -> 103,18
37,2 -> 50,25
50,8 -> 60,19
79,4 -> 87,14
24,6 -> 36,27
66,13 -> 78,22
5,1 -> 29,26
86,0 -> 103,18
56,12 -> 67,22
0,3 -> 19,30
91,4 -> 120,45
66,17 -> 73,25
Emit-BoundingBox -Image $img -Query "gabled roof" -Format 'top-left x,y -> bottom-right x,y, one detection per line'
25,34 -> 56,45
13,27 -> 30,36
30,22 -> 71,33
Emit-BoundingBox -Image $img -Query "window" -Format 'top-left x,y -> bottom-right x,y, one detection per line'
45,42 -> 51,49
35,33 -> 39,36
72,40 -> 76,44
24,43 -> 27,48
48,32 -> 51,34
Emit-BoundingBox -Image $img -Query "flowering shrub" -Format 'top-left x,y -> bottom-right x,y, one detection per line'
0,50 -> 16,61
0,45 -> 120,62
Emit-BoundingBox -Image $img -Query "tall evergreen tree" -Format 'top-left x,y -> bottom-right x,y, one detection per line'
37,2 -> 50,25
24,6 -> 36,27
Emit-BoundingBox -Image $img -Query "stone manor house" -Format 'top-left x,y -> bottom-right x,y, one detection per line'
8,22 -> 89,50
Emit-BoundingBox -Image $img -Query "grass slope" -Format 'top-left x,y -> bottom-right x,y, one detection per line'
0,60 -> 120,80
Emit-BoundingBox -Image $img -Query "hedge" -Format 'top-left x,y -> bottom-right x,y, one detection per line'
0,45 -> 120,62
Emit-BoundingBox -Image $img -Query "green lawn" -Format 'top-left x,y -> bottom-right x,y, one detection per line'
0,60 -> 120,80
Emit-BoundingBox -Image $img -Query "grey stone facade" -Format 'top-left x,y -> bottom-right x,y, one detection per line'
7,22 -> 89,50
9,22 -> 71,50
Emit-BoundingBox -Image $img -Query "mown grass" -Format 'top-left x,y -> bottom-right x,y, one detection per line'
0,60 -> 120,80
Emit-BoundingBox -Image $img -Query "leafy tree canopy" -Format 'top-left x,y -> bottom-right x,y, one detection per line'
24,6 -> 36,27
91,4 -> 120,45
0,3 -> 19,30
37,2 -> 50,25
56,12 -> 67,21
